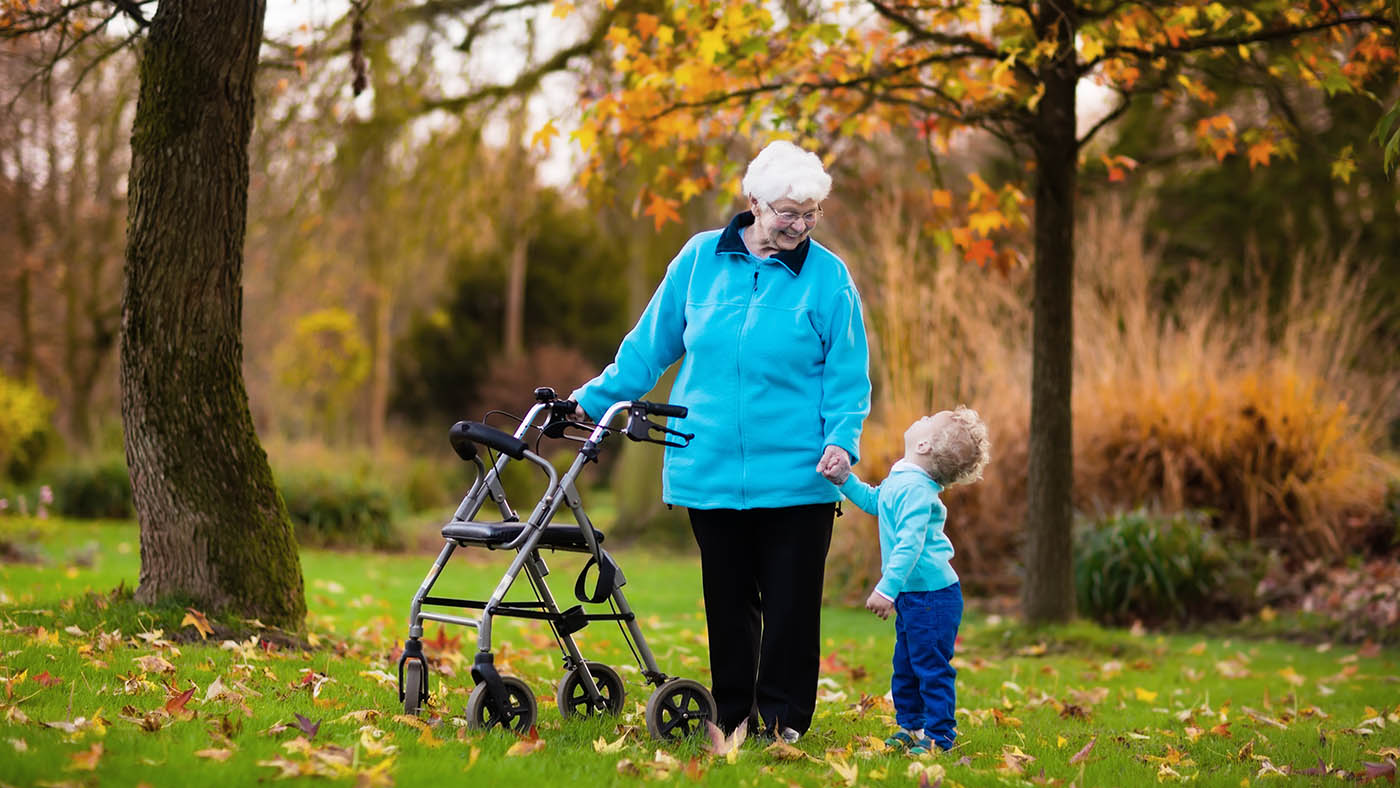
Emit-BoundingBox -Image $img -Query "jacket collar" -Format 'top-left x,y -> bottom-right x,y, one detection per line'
716,211 -> 809,276
891,459 -> 944,491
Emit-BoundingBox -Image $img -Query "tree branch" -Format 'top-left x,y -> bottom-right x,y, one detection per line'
1076,90 -> 1131,148
866,0 -> 1006,61
1091,12 -> 1394,67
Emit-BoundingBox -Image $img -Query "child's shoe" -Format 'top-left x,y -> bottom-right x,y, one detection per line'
908,736 -> 940,756
883,730 -> 917,751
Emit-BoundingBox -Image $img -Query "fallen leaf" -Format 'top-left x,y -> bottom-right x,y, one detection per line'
134,655 -> 176,674
293,713 -> 321,739
181,609 -> 215,640
32,671 -> 62,688
68,743 -> 103,771
165,687 -> 196,714
1069,737 -> 1096,764
827,757 -> 859,786
703,719 -> 746,758
766,740 -> 808,761
593,731 -> 629,753
1362,759 -> 1396,783
195,748 -> 234,761
1295,758 -> 1328,776
1135,687 -> 1158,703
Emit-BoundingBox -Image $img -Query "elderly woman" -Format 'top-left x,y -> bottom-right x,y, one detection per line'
571,140 -> 870,742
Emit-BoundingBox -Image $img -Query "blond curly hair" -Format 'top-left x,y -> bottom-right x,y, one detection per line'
927,406 -> 991,486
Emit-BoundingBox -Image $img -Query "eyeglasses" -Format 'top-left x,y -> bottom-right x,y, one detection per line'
765,203 -> 823,226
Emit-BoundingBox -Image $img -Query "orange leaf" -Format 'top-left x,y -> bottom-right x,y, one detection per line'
181,608 -> 214,639
1247,140 -> 1275,169
68,742 -> 103,771
634,12 -> 660,40
963,238 -> 996,267
643,193 -> 681,230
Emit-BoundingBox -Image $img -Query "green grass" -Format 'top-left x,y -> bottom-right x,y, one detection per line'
1,517 -> 1398,787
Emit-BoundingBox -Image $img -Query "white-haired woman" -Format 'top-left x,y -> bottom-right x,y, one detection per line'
571,140 -> 870,741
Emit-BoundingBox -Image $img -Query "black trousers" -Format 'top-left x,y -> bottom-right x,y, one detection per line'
688,503 -> 835,735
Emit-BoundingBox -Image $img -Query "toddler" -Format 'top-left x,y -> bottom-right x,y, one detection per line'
822,407 -> 990,755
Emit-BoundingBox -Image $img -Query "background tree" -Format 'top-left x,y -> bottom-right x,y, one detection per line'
569,0 -> 1397,624
3,0 -> 308,627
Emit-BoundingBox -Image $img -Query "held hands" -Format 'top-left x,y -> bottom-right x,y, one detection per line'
865,590 -> 894,620
816,445 -> 851,485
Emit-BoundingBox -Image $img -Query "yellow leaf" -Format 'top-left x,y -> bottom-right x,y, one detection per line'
180,609 -> 214,640
1187,642 -> 1207,656
594,732 -> 629,753
698,30 -> 726,64
551,0 -> 574,19
1080,36 -> 1105,62
1057,735 -> 1068,748
1277,666 -> 1305,687
827,757 -> 859,786
969,211 -> 1006,237
1136,687 -> 1158,703
531,120 -> 559,153
506,736 -> 546,757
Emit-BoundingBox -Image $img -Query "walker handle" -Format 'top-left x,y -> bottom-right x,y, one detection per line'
637,400 -> 687,419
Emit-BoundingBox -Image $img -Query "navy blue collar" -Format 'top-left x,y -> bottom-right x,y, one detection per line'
715,211 -> 809,276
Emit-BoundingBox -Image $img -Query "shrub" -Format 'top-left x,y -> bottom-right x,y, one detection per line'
0,374 -> 56,482
50,457 -> 134,519
1073,509 -> 1257,626
275,468 -> 399,550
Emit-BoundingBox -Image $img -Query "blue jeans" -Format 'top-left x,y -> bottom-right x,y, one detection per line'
891,583 -> 962,749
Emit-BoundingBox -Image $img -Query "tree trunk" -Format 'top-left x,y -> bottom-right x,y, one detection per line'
122,0 -> 306,629
1021,1 -> 1079,625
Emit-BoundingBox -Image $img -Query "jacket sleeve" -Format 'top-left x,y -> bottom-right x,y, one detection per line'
820,284 -> 871,465
874,483 -> 942,600
570,245 -> 691,420
838,473 -> 880,515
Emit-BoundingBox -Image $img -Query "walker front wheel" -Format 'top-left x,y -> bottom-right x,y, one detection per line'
401,660 -> 425,715
644,678 -> 716,740
557,662 -> 626,719
465,676 -> 537,733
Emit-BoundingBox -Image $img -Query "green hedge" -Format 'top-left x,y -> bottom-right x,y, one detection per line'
275,468 -> 399,550
51,457 -> 135,519
1074,508 -> 1259,627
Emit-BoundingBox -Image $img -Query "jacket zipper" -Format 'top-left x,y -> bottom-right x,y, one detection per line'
735,258 -> 759,507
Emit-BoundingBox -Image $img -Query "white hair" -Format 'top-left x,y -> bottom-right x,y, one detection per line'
741,140 -> 832,205
928,406 -> 991,486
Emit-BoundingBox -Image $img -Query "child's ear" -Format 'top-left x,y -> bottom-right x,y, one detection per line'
914,438 -> 934,455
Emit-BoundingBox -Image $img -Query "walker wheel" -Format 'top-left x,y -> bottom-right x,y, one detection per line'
644,677 -> 716,740
465,675 -> 537,733
557,662 -> 626,718
402,660 -> 426,715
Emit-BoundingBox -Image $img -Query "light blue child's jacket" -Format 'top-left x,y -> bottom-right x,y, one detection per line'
571,212 -> 871,510
840,460 -> 959,599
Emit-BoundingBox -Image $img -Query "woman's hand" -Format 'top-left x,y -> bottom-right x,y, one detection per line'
816,445 -> 851,484
865,590 -> 894,620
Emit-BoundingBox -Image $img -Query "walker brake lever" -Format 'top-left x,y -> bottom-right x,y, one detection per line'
624,406 -> 694,448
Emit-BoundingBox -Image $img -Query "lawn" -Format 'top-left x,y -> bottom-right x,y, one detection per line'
1,517 -> 1397,787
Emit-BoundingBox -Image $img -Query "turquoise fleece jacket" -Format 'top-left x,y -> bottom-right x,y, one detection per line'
840,460 -> 959,599
571,212 -> 871,510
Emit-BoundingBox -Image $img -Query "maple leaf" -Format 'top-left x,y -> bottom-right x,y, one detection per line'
703,719 -> 746,759
293,713 -> 321,739
427,626 -> 460,653
195,748 -> 234,761
827,757 -> 859,786
164,686 -> 196,714
1135,687 -> 1158,703
32,671 -> 61,687
634,12 -> 660,40
530,120 -> 559,153
181,608 -> 214,639
766,739 -> 809,761
963,238 -> 996,267
1362,759 -> 1397,783
593,730 -> 630,753
68,742 -> 103,771
642,193 -> 681,231
506,726 -> 546,757
1247,139 -> 1276,169
134,655 -> 175,674
697,29 -> 726,64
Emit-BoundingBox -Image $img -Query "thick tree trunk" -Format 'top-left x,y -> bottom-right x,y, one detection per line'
1021,1 -> 1079,625
122,0 -> 305,629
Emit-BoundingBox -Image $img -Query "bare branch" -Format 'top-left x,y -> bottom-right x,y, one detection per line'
1076,90 -> 1131,148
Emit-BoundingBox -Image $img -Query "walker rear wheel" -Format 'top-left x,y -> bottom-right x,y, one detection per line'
557,662 -> 626,718
644,678 -> 716,740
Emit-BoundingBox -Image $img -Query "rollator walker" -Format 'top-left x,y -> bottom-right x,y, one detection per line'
396,387 -> 717,739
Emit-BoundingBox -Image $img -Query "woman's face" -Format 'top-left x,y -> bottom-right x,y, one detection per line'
749,196 -> 822,251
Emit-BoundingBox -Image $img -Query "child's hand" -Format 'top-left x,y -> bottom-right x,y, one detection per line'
865,590 -> 894,620
816,446 -> 851,484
